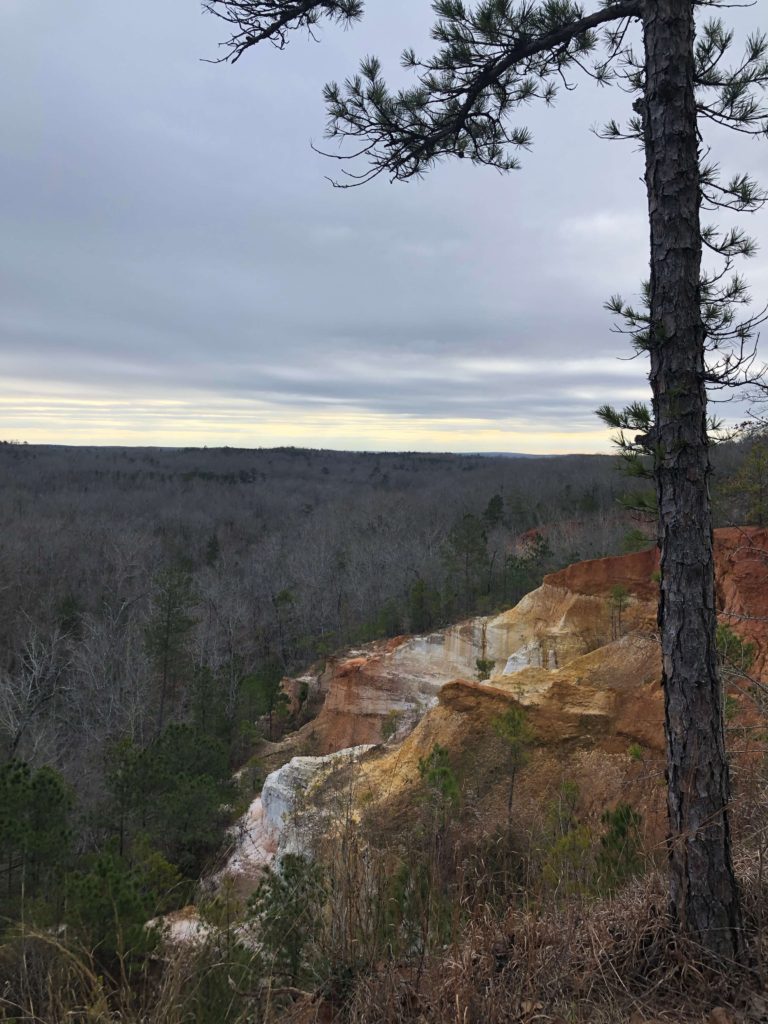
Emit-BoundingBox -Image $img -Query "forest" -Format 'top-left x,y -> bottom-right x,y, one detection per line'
0,436 -> 763,1021
0,442 -> 635,788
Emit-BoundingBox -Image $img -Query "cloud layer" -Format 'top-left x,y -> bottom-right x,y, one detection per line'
1,1 -> 766,451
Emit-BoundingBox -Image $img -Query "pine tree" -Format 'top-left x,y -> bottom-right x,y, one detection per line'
240,658 -> 289,741
408,577 -> 441,634
493,704 -> 533,830
105,725 -> 234,877
483,492 -> 505,529
145,565 -> 196,736
0,761 -> 72,916
247,854 -> 327,986
724,437 -> 768,525
444,512 -> 489,613
205,0 -> 768,960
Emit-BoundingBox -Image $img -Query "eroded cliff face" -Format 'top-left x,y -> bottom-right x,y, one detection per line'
217,528 -> 768,891
261,745 -> 375,859
282,542 -> 659,757
215,745 -> 375,892
283,621 -> 495,754
713,527 -> 768,677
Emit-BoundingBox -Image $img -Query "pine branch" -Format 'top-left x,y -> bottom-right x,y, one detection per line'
320,0 -> 642,184
204,1 -> 363,61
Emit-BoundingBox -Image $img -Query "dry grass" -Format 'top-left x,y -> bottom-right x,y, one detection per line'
4,842 -> 768,1024
5,867 -> 766,1024
334,869 -> 765,1024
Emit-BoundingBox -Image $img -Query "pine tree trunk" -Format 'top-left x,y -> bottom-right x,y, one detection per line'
643,0 -> 744,960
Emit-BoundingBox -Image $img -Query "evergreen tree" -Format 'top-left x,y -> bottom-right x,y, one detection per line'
247,854 -> 327,987
205,0 -> 768,960
483,492 -> 505,529
145,565 -> 196,736
417,742 -> 460,840
0,761 -> 72,917
506,490 -> 536,533
597,803 -> 642,891
104,725 -> 234,876
443,512 -> 489,613
408,577 -> 441,634
493,705 -> 533,830
240,658 -> 289,741
724,438 -> 768,525
271,587 -> 295,666
503,530 -> 552,605
104,738 -> 148,858
65,842 -> 180,963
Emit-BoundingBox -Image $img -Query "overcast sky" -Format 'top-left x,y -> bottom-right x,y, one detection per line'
2,2 -> 767,453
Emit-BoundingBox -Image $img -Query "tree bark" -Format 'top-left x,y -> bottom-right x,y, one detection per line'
643,0 -> 744,960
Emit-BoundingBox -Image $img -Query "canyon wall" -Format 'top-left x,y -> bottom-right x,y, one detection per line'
217,527 -> 768,890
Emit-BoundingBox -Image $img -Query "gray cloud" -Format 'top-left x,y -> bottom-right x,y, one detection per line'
1,0 -> 766,450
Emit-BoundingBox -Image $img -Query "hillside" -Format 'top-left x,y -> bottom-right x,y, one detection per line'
209,528 -> 762,864
186,527 -> 768,1023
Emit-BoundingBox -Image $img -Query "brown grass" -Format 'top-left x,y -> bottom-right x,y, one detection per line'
5,861 -> 767,1024
334,869 -> 764,1024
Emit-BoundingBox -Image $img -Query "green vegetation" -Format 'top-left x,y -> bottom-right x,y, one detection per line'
475,657 -> 495,680
0,724 -> 233,968
492,705 -> 534,828
0,761 -> 72,921
104,725 -> 234,877
598,803 -> 642,891
65,844 -> 180,961
239,660 -> 289,742
380,709 -> 401,742
622,528 -> 652,553
417,743 -> 460,818
247,854 -> 327,988
0,444 -> 636,999
540,785 -> 643,901
721,438 -> 768,526
716,623 -> 756,680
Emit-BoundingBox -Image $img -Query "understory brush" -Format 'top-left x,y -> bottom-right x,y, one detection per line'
4,716 -> 768,1024
3,861 -> 767,1024
5,750 -> 767,1024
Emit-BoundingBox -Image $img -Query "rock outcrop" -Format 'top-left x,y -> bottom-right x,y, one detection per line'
216,527 -> 768,899
287,529 -> 768,758
283,543 -> 658,755
269,527 -> 768,853
215,744 -> 375,893
260,745 -> 374,859
285,621 -> 495,754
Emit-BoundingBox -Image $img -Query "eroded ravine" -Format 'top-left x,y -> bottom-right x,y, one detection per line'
163,528 -> 768,941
